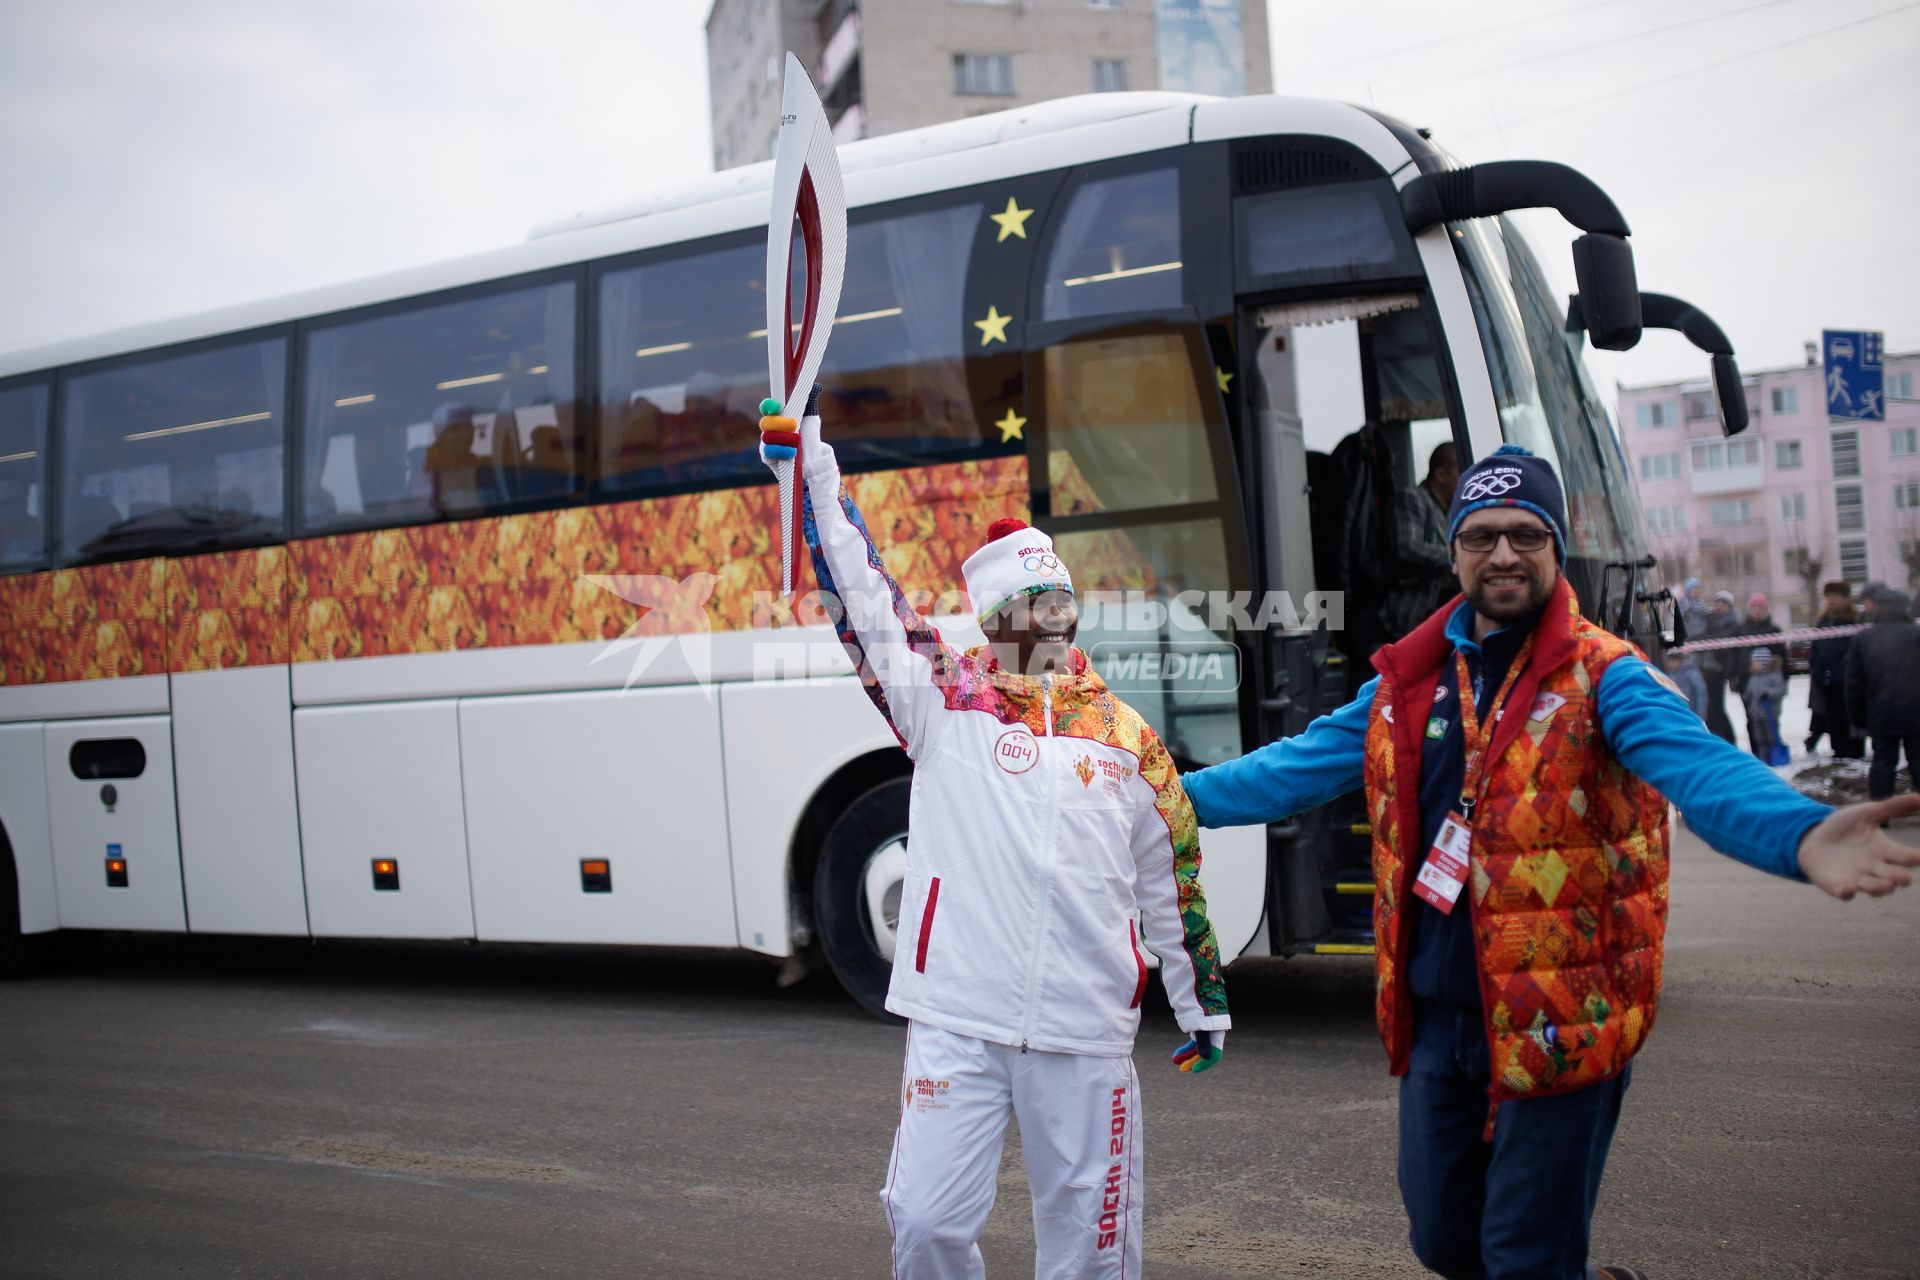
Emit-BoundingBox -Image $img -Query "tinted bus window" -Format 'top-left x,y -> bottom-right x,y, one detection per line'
818,201 -> 988,468
1042,167 -> 1181,321
59,337 -> 287,562
300,277 -> 580,533
595,201 -> 989,497
0,380 -> 49,573
596,238 -> 786,497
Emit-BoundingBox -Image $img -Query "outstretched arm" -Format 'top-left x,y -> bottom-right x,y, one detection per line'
1181,678 -> 1376,829
790,419 -> 959,759
1599,657 -> 1920,896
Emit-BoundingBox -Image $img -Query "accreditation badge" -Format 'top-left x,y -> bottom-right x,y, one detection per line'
1411,811 -> 1473,914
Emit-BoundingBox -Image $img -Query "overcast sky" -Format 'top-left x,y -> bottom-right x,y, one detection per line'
1,0 -> 1914,396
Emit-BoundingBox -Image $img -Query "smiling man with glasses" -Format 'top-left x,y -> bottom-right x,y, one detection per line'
1180,443 -> 1920,1280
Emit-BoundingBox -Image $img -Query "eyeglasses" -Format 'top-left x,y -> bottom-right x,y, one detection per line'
1455,527 -> 1552,554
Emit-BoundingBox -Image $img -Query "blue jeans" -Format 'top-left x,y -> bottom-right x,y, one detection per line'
1398,1001 -> 1630,1280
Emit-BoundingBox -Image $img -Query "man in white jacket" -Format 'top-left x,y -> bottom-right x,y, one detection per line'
766,405 -> 1231,1280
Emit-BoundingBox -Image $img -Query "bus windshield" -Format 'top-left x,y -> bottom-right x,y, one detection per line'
1452,217 -> 1646,617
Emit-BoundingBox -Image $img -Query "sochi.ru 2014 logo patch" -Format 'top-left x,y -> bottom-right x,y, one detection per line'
994,727 -> 1039,774
910,1076 -> 952,1112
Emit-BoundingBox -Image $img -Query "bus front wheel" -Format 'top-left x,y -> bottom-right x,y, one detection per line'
814,777 -> 910,1022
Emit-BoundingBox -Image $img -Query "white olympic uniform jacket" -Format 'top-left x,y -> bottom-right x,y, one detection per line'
803,443 -> 1231,1056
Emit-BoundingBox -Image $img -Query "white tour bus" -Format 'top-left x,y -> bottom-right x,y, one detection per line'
0,91 -> 1739,1014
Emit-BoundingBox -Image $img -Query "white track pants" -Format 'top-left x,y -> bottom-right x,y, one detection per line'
880,1022 -> 1144,1280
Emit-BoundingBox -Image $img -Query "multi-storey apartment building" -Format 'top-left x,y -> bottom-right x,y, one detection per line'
706,0 -> 1271,171
1619,343 -> 1920,624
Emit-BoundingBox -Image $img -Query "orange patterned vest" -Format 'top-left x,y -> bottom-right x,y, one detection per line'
1363,577 -> 1670,1102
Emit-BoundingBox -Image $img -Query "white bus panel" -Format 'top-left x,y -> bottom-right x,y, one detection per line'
457,686 -> 735,946
0,675 -> 170,725
44,716 -> 185,932
172,666 -> 308,937
0,722 -> 58,933
720,675 -> 903,958
294,699 -> 474,939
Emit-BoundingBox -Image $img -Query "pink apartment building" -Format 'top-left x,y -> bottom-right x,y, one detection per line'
1619,342 -> 1920,625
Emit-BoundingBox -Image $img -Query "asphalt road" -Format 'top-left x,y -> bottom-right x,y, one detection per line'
2,823 -> 1915,1280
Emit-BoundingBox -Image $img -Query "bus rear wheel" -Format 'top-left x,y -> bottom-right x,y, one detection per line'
814,777 -> 910,1022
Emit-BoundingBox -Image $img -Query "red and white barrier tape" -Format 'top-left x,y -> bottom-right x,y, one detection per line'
1668,623 -> 1866,655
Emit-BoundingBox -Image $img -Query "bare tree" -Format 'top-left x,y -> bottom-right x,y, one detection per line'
1649,533 -> 1691,587
1899,515 -> 1920,591
1784,536 -> 1826,620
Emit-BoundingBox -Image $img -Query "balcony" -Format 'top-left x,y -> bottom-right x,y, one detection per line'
1694,519 -> 1771,547
1689,461 -> 1764,496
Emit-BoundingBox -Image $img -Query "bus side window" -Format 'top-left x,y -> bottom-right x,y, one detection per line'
58,336 -> 288,562
594,239 -> 765,498
299,274 -> 581,534
815,200 -> 991,469
1041,167 -> 1182,322
0,379 -> 50,573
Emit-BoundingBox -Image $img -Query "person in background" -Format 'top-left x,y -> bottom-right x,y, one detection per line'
1847,588 -> 1920,800
1699,590 -> 1741,743
1729,593 -> 1786,756
1744,645 -> 1789,765
1807,580 -> 1862,759
1180,445 -> 1920,1280
1383,441 -> 1461,640
1668,577 -> 1710,719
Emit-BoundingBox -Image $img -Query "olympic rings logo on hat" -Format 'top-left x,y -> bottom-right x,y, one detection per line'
1461,469 -> 1522,501
1022,553 -> 1064,577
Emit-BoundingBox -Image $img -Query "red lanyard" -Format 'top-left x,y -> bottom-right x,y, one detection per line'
1451,634 -> 1534,818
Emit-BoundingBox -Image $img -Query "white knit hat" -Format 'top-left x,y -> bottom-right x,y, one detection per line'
962,518 -> 1074,624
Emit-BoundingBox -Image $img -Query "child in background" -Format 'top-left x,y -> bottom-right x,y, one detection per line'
1745,645 -> 1789,765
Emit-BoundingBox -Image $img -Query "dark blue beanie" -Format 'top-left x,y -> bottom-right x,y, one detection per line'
1446,444 -> 1568,563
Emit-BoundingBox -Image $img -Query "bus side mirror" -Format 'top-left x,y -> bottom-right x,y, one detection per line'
1710,352 -> 1750,437
1570,234 -> 1641,352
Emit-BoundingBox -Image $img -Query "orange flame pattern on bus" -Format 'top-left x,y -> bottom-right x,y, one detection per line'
0,456 -> 1044,684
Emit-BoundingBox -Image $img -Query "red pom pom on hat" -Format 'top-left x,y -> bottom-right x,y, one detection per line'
984,517 -> 1029,544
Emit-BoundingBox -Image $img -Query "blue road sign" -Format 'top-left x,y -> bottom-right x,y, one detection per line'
1823,329 -> 1885,421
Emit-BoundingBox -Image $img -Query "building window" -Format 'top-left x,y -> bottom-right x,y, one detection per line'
1635,400 -> 1674,428
1690,437 -> 1760,472
1831,429 -> 1861,479
1891,372 -> 1914,401
1785,547 -> 1813,575
1835,484 -> 1865,532
953,53 -> 1015,96
1892,428 -> 1917,457
1708,498 -> 1752,525
1776,439 -> 1802,469
1646,504 -> 1685,532
1897,481 -> 1920,511
1683,390 -> 1716,420
1092,58 -> 1128,92
1781,492 -> 1806,521
1711,549 -> 1758,577
1840,539 -> 1869,584
1639,452 -> 1680,481
1770,385 -> 1799,414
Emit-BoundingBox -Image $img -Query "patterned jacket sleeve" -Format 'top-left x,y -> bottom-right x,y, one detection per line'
1130,726 -> 1230,1032
801,441 -> 959,759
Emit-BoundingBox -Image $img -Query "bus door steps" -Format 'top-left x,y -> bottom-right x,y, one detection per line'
1285,926 -> 1377,957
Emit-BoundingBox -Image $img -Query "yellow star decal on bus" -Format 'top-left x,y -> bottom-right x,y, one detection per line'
990,197 -> 1034,242
975,305 -> 1013,347
995,408 -> 1027,442
1216,367 -> 1234,393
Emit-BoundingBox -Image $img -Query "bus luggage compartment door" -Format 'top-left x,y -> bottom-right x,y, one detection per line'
294,700 -> 475,939
45,716 -> 187,932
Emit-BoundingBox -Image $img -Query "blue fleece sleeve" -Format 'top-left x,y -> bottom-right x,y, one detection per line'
1182,677 -> 1375,828
1597,658 -> 1829,881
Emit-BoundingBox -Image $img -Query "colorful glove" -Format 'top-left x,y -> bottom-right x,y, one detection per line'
1171,1029 -> 1225,1073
